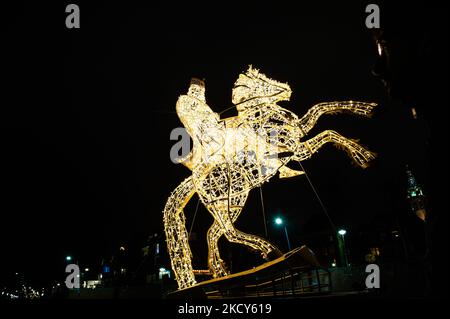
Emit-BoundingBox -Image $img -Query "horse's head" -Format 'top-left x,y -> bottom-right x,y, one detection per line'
232,66 -> 292,111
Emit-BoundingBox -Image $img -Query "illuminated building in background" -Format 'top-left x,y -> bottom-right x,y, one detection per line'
406,166 -> 427,221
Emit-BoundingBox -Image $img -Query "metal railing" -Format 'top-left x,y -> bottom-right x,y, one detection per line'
204,267 -> 331,299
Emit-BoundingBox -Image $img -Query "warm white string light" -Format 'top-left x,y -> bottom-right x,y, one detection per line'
163,66 -> 377,289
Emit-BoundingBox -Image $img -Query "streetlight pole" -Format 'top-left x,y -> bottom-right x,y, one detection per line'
337,229 -> 348,267
284,225 -> 291,251
275,217 -> 291,251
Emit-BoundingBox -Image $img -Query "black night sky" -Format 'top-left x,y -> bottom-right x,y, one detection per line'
1,1 -> 448,294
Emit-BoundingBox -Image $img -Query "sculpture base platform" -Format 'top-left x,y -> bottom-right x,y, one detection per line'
168,246 -> 332,299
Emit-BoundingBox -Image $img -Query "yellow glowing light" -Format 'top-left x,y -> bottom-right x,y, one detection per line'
377,42 -> 383,56
163,66 -> 377,289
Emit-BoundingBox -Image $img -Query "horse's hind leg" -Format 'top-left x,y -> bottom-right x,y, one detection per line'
294,130 -> 376,168
298,101 -> 376,135
207,200 -> 282,262
207,221 -> 228,278
163,177 -> 197,289
207,200 -> 258,277
207,193 -> 251,278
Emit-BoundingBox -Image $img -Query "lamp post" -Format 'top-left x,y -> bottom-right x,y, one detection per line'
275,217 -> 291,251
337,229 -> 348,267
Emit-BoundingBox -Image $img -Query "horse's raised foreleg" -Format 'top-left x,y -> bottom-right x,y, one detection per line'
298,101 -> 376,135
294,130 -> 376,168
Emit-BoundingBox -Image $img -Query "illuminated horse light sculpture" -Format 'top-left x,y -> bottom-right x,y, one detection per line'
163,66 -> 376,289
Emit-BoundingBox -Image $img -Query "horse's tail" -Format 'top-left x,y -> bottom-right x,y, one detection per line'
163,176 -> 197,289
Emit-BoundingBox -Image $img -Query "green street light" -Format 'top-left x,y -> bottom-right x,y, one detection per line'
65,256 -> 72,262
338,229 -> 347,236
275,217 -> 283,225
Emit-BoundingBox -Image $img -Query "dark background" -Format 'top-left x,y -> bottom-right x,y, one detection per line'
1,1 -> 447,293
